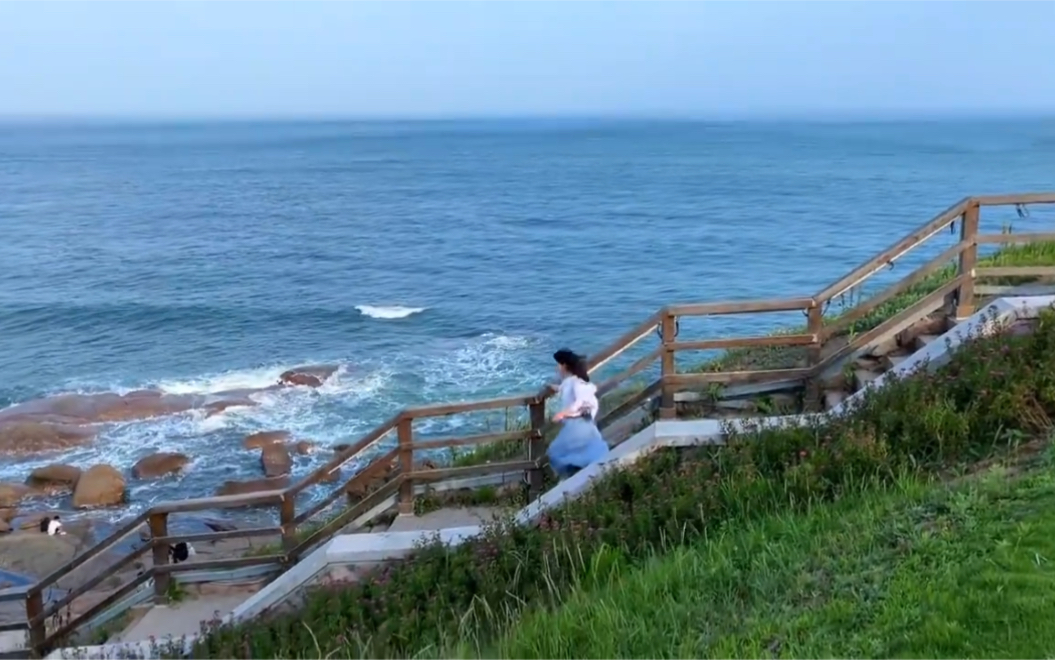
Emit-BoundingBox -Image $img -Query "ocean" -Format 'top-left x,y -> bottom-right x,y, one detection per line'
1,117 -> 1053,520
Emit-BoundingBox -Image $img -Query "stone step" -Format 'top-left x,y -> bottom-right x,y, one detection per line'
823,389 -> 847,410
882,353 -> 911,372
914,333 -> 941,352
853,368 -> 882,392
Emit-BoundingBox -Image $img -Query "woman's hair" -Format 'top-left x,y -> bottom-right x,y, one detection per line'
553,348 -> 590,382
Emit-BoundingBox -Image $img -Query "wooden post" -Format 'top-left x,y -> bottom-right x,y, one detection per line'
279,493 -> 296,555
956,201 -> 980,319
149,512 -> 170,602
805,302 -> 824,411
527,398 -> 547,499
26,589 -> 44,657
397,416 -> 414,515
659,310 -> 677,419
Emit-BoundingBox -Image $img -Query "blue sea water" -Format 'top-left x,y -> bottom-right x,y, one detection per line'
0,117 -> 1053,517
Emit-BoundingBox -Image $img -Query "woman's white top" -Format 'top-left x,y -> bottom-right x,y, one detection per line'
557,376 -> 599,419
46,519 -> 64,536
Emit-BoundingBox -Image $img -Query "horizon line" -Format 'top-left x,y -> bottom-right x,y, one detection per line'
1,108 -> 1054,125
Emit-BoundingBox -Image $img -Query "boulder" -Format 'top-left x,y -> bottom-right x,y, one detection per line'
132,452 -> 190,479
0,507 -> 16,523
261,444 -> 292,477
0,520 -> 10,534
25,464 -> 82,494
278,365 -> 338,388
0,482 -> 30,507
71,465 -> 126,508
293,440 -> 316,455
215,476 -> 289,498
0,422 -> 96,455
332,443 -> 350,453
243,430 -> 290,450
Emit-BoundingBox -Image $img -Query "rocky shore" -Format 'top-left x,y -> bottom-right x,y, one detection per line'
0,365 -> 341,556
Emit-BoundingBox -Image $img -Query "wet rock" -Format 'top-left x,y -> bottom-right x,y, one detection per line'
332,443 -> 350,453
243,430 -> 290,450
278,365 -> 338,388
293,440 -> 316,455
202,518 -> 238,533
261,444 -> 292,477
215,476 -> 289,497
0,482 -> 30,507
71,464 -> 126,508
0,421 -> 96,455
17,513 -> 48,530
25,464 -> 82,494
204,398 -> 258,417
132,452 -> 190,479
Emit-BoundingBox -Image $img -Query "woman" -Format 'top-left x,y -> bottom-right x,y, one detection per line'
547,349 -> 609,479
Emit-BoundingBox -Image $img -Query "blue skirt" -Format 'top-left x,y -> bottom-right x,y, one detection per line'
547,417 -> 609,478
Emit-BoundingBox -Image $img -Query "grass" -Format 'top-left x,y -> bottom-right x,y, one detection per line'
475,449 -> 1055,659
188,303 -> 1055,659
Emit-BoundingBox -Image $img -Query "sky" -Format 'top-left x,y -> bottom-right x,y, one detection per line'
0,1 -> 1053,120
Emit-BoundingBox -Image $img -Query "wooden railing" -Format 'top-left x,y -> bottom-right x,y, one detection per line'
18,191 -> 1055,656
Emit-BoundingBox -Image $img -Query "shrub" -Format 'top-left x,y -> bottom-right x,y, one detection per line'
191,307 -> 1055,659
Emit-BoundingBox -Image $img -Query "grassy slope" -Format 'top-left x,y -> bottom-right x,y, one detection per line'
482,453 -> 1055,659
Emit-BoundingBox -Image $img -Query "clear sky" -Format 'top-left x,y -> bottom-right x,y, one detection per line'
1,1 -> 1053,119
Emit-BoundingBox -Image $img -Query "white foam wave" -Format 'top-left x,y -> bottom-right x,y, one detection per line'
355,305 -> 427,320
154,366 -> 289,395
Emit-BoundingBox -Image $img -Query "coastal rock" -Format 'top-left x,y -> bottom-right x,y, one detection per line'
293,440 -> 316,455
202,518 -> 238,533
0,422 -> 96,455
25,464 -> 82,494
204,398 -> 258,417
0,482 -> 30,507
0,520 -> 10,534
215,476 -> 289,498
332,443 -> 350,453
278,365 -> 338,388
72,465 -> 126,508
0,507 -> 17,523
0,389 -> 274,431
0,531 -> 82,578
261,444 -> 292,477
243,430 -> 290,450
132,452 -> 190,479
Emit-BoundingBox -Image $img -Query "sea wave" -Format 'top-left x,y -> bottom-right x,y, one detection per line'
355,305 -> 427,320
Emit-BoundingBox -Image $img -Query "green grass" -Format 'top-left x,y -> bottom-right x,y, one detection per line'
472,447 -> 1055,659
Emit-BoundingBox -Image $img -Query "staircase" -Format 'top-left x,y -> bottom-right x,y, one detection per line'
11,192 -> 1055,659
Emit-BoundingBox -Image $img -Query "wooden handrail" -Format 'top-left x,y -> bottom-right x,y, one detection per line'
814,197 -> 970,304
24,191 -> 1055,656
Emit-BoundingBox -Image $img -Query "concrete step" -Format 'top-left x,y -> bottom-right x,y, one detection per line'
113,593 -> 249,644
387,506 -> 509,533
